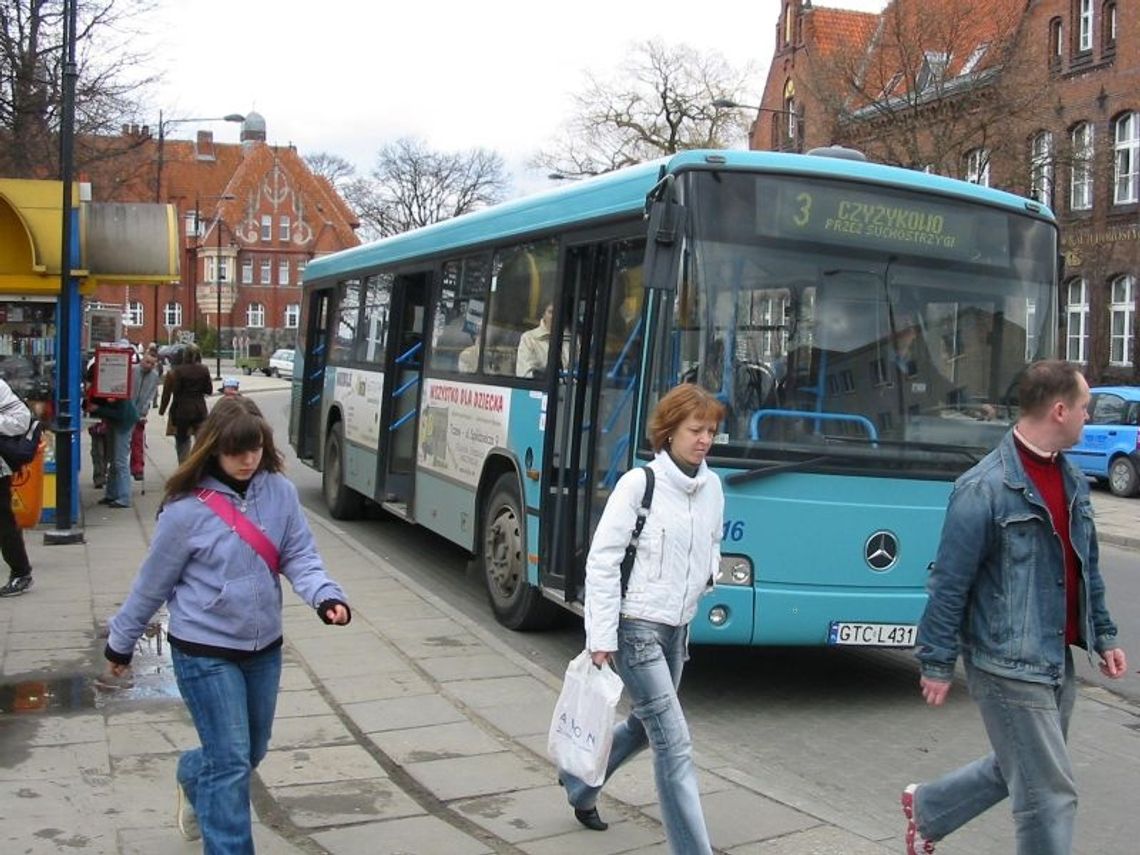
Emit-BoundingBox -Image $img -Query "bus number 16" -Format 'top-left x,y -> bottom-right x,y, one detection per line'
722,520 -> 745,542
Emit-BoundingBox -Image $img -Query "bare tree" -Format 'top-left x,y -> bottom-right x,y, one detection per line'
352,137 -> 509,239
535,40 -> 755,178
304,151 -> 357,192
0,0 -> 158,178
801,1 -> 1052,182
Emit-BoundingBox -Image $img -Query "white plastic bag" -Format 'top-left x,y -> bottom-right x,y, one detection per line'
547,650 -> 624,787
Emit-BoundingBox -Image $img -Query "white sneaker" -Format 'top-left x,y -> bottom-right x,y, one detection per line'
176,781 -> 201,841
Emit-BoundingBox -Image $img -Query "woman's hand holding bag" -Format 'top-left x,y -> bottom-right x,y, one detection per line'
547,650 -> 624,786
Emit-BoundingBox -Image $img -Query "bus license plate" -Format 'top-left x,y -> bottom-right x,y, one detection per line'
828,621 -> 916,647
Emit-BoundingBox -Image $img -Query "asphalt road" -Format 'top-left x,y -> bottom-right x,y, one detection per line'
257,389 -> 1140,854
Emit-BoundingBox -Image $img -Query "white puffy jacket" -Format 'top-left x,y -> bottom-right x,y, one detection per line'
0,380 -> 31,479
584,450 -> 724,653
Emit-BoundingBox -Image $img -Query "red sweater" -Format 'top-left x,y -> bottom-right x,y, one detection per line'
1014,434 -> 1081,645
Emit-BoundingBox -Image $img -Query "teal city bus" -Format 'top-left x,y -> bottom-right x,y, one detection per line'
289,148 -> 1058,646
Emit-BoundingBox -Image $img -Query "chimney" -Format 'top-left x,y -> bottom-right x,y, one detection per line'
196,130 -> 216,161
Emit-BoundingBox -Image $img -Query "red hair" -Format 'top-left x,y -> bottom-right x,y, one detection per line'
647,384 -> 725,453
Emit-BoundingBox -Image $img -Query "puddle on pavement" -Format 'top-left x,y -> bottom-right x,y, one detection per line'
0,618 -> 180,715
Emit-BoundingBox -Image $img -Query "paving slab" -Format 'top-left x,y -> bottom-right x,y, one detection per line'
311,815 -> 494,854
726,824 -> 894,854
369,719 -> 509,765
404,751 -> 551,801
266,778 -> 426,828
257,743 -> 389,788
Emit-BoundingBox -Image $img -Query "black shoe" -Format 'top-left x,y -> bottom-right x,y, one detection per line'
0,575 -> 33,597
574,807 -> 608,832
97,497 -> 113,505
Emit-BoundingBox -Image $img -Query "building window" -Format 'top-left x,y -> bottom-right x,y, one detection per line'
260,215 -> 272,241
184,212 -> 203,237
284,303 -> 300,329
260,259 -> 272,284
1104,2 -> 1116,48
1066,278 -> 1089,362
125,300 -> 143,327
278,216 -> 290,242
207,257 -> 230,284
1070,123 -> 1094,211
1113,112 -> 1139,204
278,260 -> 290,286
247,302 -> 265,328
296,259 -> 307,281
965,148 -> 990,186
163,302 -> 182,328
1030,131 -> 1054,205
1049,18 -> 1063,58
1078,0 -> 1093,52
1109,274 -> 1135,366
242,258 -> 253,284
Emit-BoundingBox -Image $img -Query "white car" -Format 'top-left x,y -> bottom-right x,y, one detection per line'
268,348 -> 295,379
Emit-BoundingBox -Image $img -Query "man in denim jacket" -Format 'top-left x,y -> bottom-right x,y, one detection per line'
903,360 -> 1127,855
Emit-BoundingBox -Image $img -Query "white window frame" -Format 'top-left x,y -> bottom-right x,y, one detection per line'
278,216 -> 290,242
247,302 -> 266,329
278,260 -> 290,286
241,258 -> 253,284
1109,274 -> 1135,366
260,259 -> 272,285
1113,112 -> 1139,204
1025,299 -> 1039,360
1078,0 -> 1093,52
163,302 -> 183,328
184,212 -> 203,237
965,147 -> 990,186
207,257 -> 230,284
284,303 -> 300,329
1030,131 -> 1054,205
1066,278 -> 1089,362
1051,19 -> 1064,57
1070,123 -> 1094,211
260,215 -> 272,241
124,300 -> 144,328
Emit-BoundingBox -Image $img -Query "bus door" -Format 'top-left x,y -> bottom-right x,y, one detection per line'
379,271 -> 428,512
543,237 -> 646,602
292,287 -> 332,461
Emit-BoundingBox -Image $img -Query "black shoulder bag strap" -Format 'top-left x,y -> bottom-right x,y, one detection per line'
619,467 -> 655,598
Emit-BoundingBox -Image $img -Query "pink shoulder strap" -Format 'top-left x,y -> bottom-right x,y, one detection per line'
195,488 -> 281,576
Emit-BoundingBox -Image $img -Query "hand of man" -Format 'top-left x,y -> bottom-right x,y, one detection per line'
323,604 -> 350,625
920,676 -> 952,706
590,650 -> 614,669
1099,647 -> 1128,678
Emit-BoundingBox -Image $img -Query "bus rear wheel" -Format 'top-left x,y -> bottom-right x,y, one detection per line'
481,473 -> 557,631
323,422 -> 364,519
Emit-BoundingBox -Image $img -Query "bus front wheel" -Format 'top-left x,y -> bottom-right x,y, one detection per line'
323,422 -> 364,519
481,473 -> 557,631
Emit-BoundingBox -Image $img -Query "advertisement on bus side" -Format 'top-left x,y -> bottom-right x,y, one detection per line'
418,378 -> 511,487
332,367 -> 384,449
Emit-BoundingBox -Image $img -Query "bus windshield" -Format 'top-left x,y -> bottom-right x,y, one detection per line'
661,171 -> 1058,472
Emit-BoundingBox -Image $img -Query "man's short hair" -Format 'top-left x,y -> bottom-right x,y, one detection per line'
1018,360 -> 1083,417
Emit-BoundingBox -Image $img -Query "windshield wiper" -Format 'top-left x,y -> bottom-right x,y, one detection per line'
724,455 -> 832,485
825,435 -> 986,463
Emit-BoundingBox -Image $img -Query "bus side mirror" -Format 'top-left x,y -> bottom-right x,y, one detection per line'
643,197 -> 686,293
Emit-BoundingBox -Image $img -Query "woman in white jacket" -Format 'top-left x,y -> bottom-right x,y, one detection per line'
559,383 -> 725,854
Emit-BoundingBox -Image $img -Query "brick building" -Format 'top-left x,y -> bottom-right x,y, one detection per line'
81,112 -> 359,354
754,0 -> 1138,384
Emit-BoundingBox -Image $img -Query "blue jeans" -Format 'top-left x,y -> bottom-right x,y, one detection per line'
104,423 -> 132,506
561,618 -> 711,855
915,649 -> 1077,855
172,646 -> 282,855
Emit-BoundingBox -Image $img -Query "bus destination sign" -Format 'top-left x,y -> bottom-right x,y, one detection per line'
758,179 -> 1010,266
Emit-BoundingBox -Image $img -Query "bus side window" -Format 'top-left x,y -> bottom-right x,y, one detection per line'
431,256 -> 489,374
483,239 -> 559,379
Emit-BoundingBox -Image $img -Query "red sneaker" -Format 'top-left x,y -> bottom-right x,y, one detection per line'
902,784 -> 936,854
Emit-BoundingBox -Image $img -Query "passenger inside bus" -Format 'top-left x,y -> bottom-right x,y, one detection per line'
515,302 -> 570,378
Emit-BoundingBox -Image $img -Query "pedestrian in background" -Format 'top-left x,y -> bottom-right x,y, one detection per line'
0,378 -> 34,597
558,383 -> 725,854
159,344 -> 212,463
904,360 -> 1127,855
221,376 -> 241,397
89,349 -> 140,509
103,396 -> 351,852
129,350 -> 161,483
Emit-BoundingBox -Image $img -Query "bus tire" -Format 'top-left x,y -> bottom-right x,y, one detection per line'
481,473 -> 557,631
323,422 -> 364,519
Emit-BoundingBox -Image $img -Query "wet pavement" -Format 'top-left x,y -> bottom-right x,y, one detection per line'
1,368 -> 1137,854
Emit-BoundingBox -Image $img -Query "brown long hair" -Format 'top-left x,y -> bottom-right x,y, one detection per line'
163,396 -> 284,503
647,383 -> 725,453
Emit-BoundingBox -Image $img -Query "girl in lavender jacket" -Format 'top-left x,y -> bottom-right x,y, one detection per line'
104,396 -> 350,854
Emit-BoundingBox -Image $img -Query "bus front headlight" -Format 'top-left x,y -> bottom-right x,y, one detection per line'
717,555 -> 753,586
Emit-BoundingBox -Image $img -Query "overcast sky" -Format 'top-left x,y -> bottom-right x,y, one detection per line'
145,0 -> 888,194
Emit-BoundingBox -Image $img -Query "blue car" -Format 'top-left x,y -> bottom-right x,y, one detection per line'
1068,385 -> 1140,497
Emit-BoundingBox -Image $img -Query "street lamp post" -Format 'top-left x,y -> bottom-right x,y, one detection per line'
711,98 -> 804,149
194,194 -> 237,380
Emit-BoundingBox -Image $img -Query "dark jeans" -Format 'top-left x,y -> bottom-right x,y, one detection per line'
0,476 -> 31,578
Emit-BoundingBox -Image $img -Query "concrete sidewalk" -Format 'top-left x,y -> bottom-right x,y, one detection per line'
1,383 -> 1136,854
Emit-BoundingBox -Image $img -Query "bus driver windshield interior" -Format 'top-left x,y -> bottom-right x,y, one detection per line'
666,171 -> 1055,470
